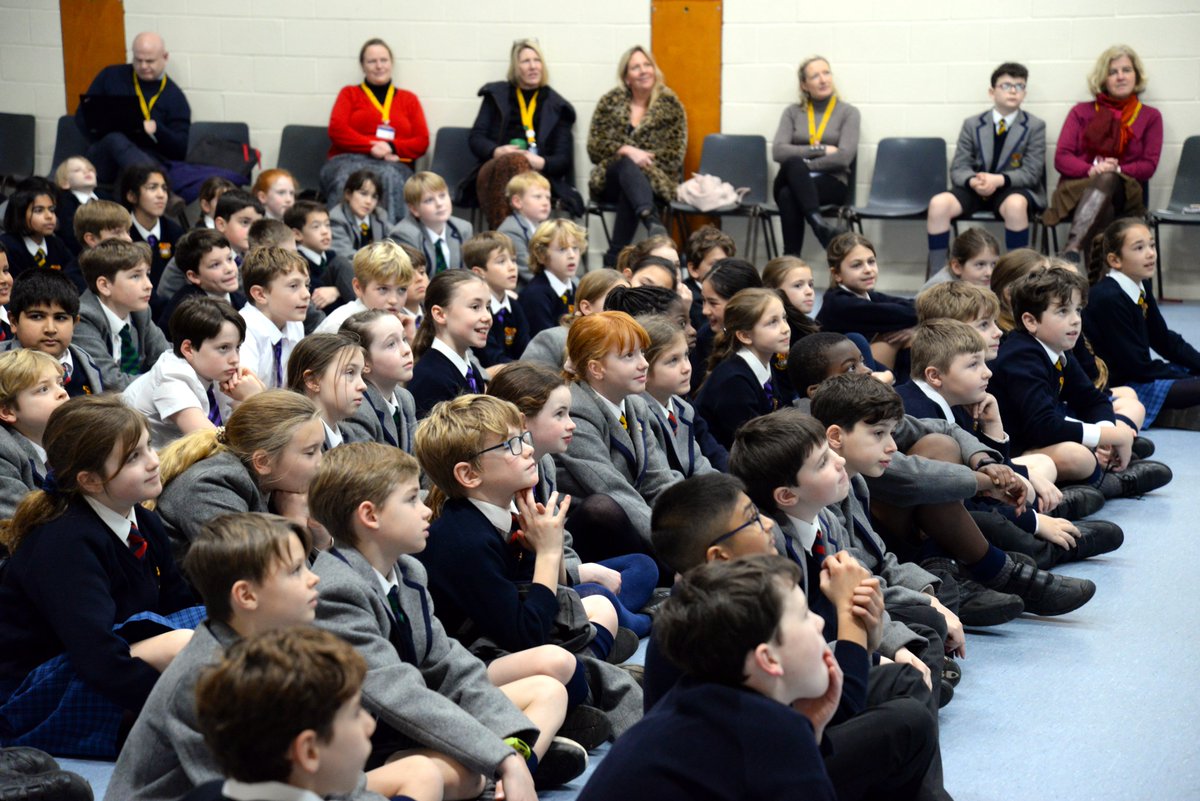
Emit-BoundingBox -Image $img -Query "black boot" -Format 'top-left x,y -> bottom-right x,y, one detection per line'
806,211 -> 841,249
0,770 -> 93,801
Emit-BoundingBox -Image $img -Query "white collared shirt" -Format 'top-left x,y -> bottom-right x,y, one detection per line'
1108,270 -> 1144,306
373,566 -> 400,601
423,225 -> 449,265
83,495 -> 138,547
737,347 -> 771,389
430,336 -> 470,377
315,298 -> 367,335
297,244 -> 326,265
221,779 -> 323,801
71,190 -> 99,205
1034,338 -> 1110,448
239,302 -> 304,390
323,419 -> 344,449
912,379 -> 956,424
992,108 -> 1018,133
545,271 -> 575,299
595,391 -> 627,428
98,297 -> 130,359
59,349 -> 76,381
131,216 -> 161,243
490,293 -> 512,316
785,512 -> 820,555
23,236 -> 45,258
468,497 -> 518,536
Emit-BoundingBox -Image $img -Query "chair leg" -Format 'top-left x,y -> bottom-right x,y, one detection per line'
761,214 -> 777,260
746,211 -> 759,264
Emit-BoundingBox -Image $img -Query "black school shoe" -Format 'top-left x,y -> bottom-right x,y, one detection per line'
1098,460 -> 1173,499
606,627 -> 639,665
0,748 -> 58,777
989,559 -> 1096,616
1062,520 -> 1124,562
0,770 -> 92,801
1132,435 -> 1156,459
534,737 -> 588,790
559,704 -> 612,751
1051,485 -> 1106,520
921,557 -> 1024,626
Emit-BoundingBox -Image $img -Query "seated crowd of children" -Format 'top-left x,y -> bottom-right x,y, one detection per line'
0,110 -> 1194,801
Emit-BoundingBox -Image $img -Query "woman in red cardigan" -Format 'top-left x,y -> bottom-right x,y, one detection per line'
319,38 -> 430,222
1046,44 -> 1162,268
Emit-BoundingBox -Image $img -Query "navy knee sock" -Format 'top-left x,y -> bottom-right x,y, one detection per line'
566,657 -> 590,709
587,625 -> 614,661
965,544 -> 1007,583
1005,228 -> 1030,249
1087,460 -> 1105,488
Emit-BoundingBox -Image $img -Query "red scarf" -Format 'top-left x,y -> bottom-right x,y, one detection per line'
1083,93 -> 1142,160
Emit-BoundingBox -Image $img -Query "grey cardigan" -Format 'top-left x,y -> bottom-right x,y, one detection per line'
0,425 -> 43,520
104,620 -> 384,801
74,290 -> 170,391
771,98 -> 860,183
520,324 -> 568,369
552,382 -> 682,545
312,547 -> 536,776
155,450 -> 269,559
342,382 -> 417,453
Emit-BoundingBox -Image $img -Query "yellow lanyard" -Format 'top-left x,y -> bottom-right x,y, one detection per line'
517,88 -> 539,137
133,74 -> 167,121
806,95 -> 838,146
361,83 -> 395,122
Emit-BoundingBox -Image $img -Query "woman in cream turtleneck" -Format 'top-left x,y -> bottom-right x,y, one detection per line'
772,56 -> 860,255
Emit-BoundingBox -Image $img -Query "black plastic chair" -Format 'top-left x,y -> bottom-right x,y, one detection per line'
759,155 -> 857,259
429,126 -> 480,226
1149,135 -> 1200,298
951,166 -> 1048,251
0,112 -> 36,190
50,115 -> 92,177
669,134 -> 773,260
277,124 -> 331,197
187,121 -> 251,152
849,137 -> 947,232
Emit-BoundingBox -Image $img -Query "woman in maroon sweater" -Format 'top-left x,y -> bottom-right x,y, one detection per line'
1046,44 -> 1162,267
319,38 -> 430,221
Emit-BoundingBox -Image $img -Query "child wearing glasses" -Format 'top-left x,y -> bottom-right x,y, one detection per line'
925,62 -> 1047,281
414,394 -> 643,751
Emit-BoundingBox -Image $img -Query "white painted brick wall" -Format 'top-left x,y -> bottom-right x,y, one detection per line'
1,3 -> 1198,293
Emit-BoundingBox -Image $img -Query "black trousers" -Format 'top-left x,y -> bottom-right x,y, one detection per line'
773,156 -> 848,254
599,156 -> 657,263
88,132 -> 163,185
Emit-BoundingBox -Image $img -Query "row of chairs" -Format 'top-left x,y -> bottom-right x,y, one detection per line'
4,112 -> 1198,295
662,132 -> 1200,298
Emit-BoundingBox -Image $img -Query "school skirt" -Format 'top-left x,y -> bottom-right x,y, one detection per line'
0,605 -> 206,758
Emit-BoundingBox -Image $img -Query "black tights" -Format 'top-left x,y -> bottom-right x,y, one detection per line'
600,156 -> 657,264
1163,377 -> 1200,409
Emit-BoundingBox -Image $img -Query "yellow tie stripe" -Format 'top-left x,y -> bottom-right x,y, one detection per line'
1138,291 -> 1148,318
997,119 -> 1007,135
619,413 -> 628,431
34,248 -> 46,268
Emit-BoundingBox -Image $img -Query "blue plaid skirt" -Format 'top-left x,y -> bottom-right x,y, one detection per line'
1129,368 -> 1188,428
0,605 -> 205,758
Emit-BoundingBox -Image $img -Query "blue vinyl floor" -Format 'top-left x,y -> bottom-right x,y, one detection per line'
62,303 -> 1200,801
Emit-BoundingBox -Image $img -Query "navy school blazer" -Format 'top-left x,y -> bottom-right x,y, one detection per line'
518,271 -> 575,336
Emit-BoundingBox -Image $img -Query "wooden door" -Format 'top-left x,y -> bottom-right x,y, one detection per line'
60,0 -> 126,113
651,0 -> 722,182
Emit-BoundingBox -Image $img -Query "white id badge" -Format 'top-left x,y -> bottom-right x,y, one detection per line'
376,124 -> 396,141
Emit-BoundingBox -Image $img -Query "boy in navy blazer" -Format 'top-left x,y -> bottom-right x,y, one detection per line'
990,267 -> 1170,498
578,556 -> 859,801
518,219 -> 583,335
926,62 -> 1047,277
466,232 -> 530,367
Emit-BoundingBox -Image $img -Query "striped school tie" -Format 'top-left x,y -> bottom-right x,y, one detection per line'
128,521 -> 147,560
118,325 -> 139,375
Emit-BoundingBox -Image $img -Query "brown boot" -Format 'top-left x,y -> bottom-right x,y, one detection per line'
1061,172 -> 1119,269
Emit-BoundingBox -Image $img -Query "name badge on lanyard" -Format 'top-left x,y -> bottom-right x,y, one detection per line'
517,89 -> 539,155
362,82 -> 397,141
